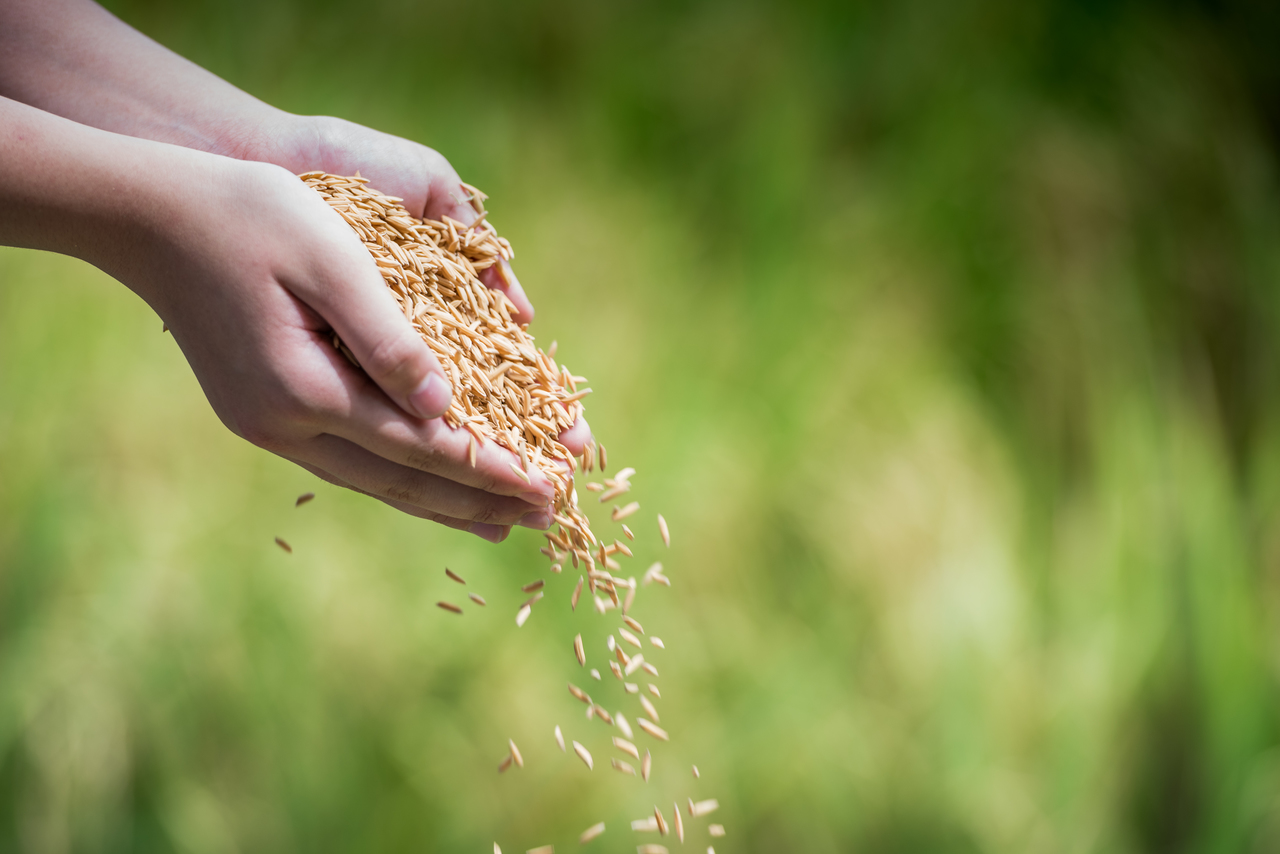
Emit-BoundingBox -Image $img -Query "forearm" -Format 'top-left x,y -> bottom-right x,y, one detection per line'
0,0 -> 293,160
0,94 -> 217,292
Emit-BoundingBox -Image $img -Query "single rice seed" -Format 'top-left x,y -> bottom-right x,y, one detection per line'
631,817 -> 659,832
579,822 -> 606,843
610,661 -> 624,680
640,694 -> 659,723
594,705 -> 614,725
624,654 -> 645,676
637,719 -> 669,741
616,714 -> 634,739
599,443 -> 607,471
612,758 -> 636,776
574,634 -> 586,666
642,563 -> 663,586
522,579 -> 545,593
709,825 -> 725,837
437,601 -> 463,614
494,844 -> 501,854
498,753 -> 513,773
613,736 -> 639,759
622,524 -> 634,540
468,434 -> 477,467
690,799 -> 720,818
650,636 -> 664,649
571,576 -> 584,611
647,684 -> 661,698
692,764 -> 699,778
274,537 -> 292,554
515,604 -> 532,627
572,741 -> 594,770
568,682 -> 591,704
510,462 -> 531,484
613,502 -> 640,522
658,514 -> 670,547
590,668 -> 601,681
625,682 -> 639,694
295,492 -> 315,507
673,803 -> 684,843
445,567 -> 466,584
654,806 -> 668,836
619,628 -> 643,649
642,662 -> 659,677
554,725 -> 565,752
469,592 -> 487,606
520,590 -> 544,609
641,749 -> 652,781
509,739 -> 523,768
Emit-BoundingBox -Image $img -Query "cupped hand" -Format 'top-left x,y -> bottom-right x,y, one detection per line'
124,151 -> 587,542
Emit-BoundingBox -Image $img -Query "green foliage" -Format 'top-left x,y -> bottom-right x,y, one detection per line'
3,0 -> 1280,851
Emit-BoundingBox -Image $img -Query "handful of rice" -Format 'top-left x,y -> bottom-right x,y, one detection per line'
301,171 -> 597,554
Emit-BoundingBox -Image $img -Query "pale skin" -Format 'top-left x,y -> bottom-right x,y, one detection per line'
0,0 -> 591,542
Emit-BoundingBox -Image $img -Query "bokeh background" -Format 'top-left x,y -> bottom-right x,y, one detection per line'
3,0 -> 1280,851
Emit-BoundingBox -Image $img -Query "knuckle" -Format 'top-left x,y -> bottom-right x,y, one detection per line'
363,333 -> 426,393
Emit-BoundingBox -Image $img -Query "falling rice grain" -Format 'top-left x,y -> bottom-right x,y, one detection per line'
619,628 -> 643,649
650,637 -> 665,649
654,806 -> 668,836
508,739 -> 523,768
437,601 -> 463,614
515,603 -> 532,627
642,563 -> 663,586
274,537 -> 292,554
647,684 -> 661,698
568,683 -> 591,704
590,668 -> 601,681
622,524 -> 634,540
572,741 -> 594,770
612,502 -> 640,522
612,758 -> 636,776
579,822 -> 606,843
616,714 -> 634,739
571,576 -> 584,611
641,662 -> 659,677
640,694 -> 659,723
673,803 -> 684,842
622,615 -> 645,635
469,592 -> 487,606
631,817 -> 658,832
625,682 -> 640,694
599,443 -> 608,471
613,737 -> 639,759
574,634 -> 585,666
593,705 -> 613,725
522,579 -> 545,593
657,514 -> 670,547
709,825 -> 725,837
637,719 -> 669,741
692,765 -> 700,778
641,749 -> 652,781
554,725 -> 565,752
498,753 -> 513,773
445,567 -> 466,584
689,799 -> 720,818
295,492 -> 315,507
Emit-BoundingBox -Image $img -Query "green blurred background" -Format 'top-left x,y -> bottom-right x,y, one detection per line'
4,0 -> 1280,851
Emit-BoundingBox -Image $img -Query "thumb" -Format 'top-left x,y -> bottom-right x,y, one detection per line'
304,239 -> 451,420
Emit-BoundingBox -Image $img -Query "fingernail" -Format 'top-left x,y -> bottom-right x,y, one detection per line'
519,491 -> 552,507
518,510 -> 552,530
408,372 -> 451,419
469,522 -> 508,543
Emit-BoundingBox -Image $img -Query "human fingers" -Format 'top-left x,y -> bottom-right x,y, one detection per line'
281,182 -> 454,421
285,456 -> 511,542
290,433 -> 553,529
309,338 -> 561,503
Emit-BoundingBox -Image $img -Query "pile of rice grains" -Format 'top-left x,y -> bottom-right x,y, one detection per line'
290,173 -> 726,852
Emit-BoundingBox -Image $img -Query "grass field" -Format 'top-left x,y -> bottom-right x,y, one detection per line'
3,1 -> 1280,851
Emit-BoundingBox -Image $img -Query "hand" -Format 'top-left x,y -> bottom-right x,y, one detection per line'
123,151 -> 585,542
